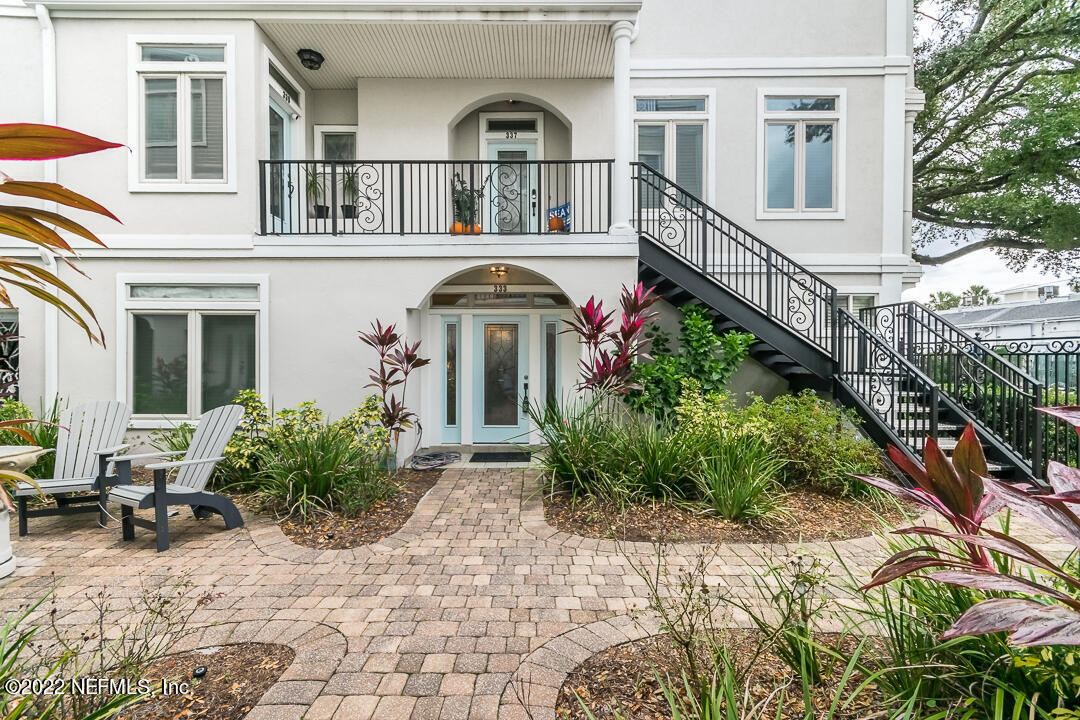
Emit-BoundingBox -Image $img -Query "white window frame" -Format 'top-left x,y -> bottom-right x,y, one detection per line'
633,89 -> 716,206
314,125 -> 359,160
128,35 -> 237,193
757,88 -> 846,220
116,273 -> 269,428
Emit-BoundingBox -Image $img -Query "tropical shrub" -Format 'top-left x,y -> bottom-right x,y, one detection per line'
0,399 -> 32,444
0,124 -> 122,343
359,319 -> 430,457
564,283 -> 660,394
625,305 -> 753,421
218,391 -> 388,489
693,432 -> 786,523
148,420 -> 194,454
742,390 -> 883,495
252,421 -> 393,521
0,397 -> 65,479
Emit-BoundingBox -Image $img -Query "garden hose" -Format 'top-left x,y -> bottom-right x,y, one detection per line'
409,452 -> 461,470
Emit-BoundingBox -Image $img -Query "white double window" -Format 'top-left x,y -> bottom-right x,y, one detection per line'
131,38 -> 233,190
120,278 -> 267,422
759,91 -> 844,218
635,97 -> 708,205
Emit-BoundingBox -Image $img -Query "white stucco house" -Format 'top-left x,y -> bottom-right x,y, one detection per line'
0,0 -> 928,455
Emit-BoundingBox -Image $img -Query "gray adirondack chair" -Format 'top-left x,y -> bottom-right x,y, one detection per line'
108,404 -> 243,552
14,400 -> 131,535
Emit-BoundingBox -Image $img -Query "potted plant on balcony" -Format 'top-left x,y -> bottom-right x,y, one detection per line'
341,166 -> 360,220
305,165 -> 330,219
450,172 -> 483,234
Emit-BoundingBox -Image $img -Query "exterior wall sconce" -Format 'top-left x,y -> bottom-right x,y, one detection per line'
297,49 -> 324,70
489,265 -> 508,279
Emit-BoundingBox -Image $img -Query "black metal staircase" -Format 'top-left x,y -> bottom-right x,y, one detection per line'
631,163 -> 1043,481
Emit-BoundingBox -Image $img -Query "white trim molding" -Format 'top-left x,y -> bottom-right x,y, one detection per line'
127,34 -> 238,193
632,56 -> 911,78
756,87 -> 846,220
115,272 -> 270,428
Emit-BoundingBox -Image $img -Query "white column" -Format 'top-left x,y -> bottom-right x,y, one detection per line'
609,20 -> 635,235
903,89 -> 925,256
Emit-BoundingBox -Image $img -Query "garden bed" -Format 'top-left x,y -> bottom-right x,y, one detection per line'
121,642 -> 294,720
544,488 -> 912,544
556,632 -> 881,720
277,468 -> 440,548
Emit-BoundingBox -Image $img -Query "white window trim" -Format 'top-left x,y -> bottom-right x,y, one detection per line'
756,87 -> 846,220
314,125 -> 359,160
116,273 -> 269,428
479,111 -> 545,159
633,88 -> 716,207
128,34 -> 237,193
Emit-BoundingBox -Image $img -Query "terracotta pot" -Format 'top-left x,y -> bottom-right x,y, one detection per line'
548,216 -> 565,232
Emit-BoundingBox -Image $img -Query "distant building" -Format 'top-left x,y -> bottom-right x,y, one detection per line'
941,292 -> 1080,340
992,282 -> 1067,305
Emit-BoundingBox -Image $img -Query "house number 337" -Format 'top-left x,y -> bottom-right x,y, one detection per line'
504,131 -> 518,139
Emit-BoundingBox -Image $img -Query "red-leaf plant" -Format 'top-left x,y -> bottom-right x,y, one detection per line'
855,414 -> 1080,646
564,282 -> 659,395
359,320 -> 430,458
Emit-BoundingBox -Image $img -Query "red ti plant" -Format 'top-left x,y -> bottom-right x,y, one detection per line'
359,320 -> 430,457
564,282 -> 659,394
856,415 -> 1080,646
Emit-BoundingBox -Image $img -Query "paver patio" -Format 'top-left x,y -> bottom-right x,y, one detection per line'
3,468 -> 901,720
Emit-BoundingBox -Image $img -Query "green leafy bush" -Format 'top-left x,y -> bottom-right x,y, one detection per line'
693,432 -> 786,523
741,390 -> 884,495
252,421 -> 394,522
0,397 -> 64,479
148,421 -> 194,454
626,305 -> 754,421
218,390 -> 388,489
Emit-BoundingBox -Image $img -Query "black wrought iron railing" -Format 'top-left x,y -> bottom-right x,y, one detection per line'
631,163 -> 838,354
860,302 -> 1043,474
985,336 -> 1080,468
259,159 -> 612,236
835,309 -> 939,461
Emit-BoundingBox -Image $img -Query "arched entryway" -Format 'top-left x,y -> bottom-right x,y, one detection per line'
422,264 -> 574,446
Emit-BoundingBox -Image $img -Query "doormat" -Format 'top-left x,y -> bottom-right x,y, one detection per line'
469,452 -> 532,463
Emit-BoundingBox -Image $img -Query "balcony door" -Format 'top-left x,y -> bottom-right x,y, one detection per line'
267,98 -> 292,233
480,112 -> 543,234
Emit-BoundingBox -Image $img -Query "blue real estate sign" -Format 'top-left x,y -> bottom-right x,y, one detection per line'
547,202 -> 571,232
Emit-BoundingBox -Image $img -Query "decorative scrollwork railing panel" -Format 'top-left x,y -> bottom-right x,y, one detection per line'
860,302 -> 1043,476
258,159 -> 612,236
632,163 -> 837,354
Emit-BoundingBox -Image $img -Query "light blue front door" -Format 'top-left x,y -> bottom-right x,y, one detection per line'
473,316 -> 529,443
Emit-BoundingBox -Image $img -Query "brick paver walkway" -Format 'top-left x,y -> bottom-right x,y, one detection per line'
4,468 -> 892,720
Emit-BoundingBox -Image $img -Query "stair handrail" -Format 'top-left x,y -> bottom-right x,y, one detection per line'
632,162 -> 838,354
834,308 -> 942,463
860,302 -> 1043,398
861,301 -> 1043,477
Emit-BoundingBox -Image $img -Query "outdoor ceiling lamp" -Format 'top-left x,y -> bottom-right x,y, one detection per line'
297,49 -> 324,70
489,265 -> 508,278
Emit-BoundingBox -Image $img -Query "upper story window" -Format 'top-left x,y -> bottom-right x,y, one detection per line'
131,37 -> 234,191
635,96 -> 707,204
759,91 -> 845,218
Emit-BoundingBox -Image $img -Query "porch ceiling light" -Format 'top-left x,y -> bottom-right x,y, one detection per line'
489,265 -> 508,279
297,49 -> 324,70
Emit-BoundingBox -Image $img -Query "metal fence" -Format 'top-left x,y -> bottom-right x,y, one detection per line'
259,159 -> 612,236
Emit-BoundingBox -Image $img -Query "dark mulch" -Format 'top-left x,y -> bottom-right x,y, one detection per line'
544,487 -> 913,544
278,469 -> 440,549
556,632 -> 882,720
121,642 -> 294,720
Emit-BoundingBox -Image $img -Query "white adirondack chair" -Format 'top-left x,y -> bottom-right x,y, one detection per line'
14,400 -> 132,535
108,404 -> 244,552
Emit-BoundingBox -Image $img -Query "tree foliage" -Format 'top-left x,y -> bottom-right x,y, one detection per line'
927,284 -> 1001,310
0,123 -> 121,343
912,0 -> 1080,276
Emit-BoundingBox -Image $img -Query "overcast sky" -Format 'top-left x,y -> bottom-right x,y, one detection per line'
903,248 -> 1065,302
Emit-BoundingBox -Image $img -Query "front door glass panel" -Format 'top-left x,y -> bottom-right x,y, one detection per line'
483,324 -> 519,426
